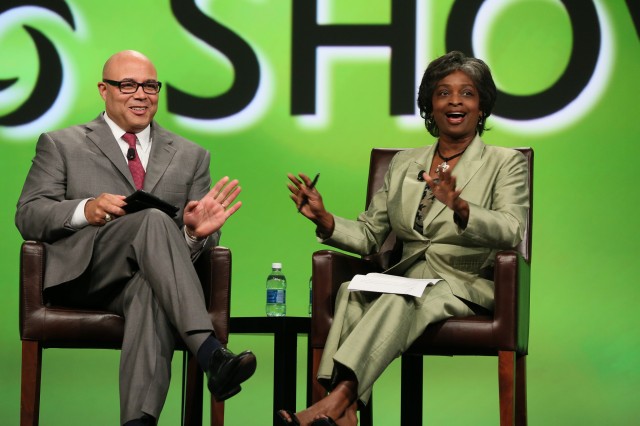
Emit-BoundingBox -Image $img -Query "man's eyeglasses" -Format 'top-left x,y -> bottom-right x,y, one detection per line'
103,79 -> 162,94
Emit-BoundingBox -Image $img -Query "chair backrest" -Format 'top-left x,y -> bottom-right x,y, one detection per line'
364,147 -> 534,268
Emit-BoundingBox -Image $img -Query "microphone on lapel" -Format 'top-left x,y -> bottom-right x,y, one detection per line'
417,170 -> 426,181
127,148 -> 136,161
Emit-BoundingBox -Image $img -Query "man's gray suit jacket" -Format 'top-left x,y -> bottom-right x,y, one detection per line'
15,115 -> 219,289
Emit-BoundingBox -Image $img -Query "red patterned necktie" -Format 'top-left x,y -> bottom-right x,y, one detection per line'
122,132 -> 145,190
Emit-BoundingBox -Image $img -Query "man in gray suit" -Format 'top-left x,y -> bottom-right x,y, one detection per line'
15,50 -> 256,425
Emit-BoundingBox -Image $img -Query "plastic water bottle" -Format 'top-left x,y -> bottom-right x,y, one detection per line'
308,276 -> 313,317
266,263 -> 286,317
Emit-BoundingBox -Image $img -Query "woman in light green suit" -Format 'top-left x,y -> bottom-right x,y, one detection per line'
281,51 -> 529,426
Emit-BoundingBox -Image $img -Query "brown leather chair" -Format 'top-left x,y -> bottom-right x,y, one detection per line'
19,241 -> 233,426
310,147 -> 533,426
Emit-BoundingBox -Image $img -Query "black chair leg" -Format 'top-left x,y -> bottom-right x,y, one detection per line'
401,354 -> 423,426
359,397 -> 373,426
182,351 -> 204,426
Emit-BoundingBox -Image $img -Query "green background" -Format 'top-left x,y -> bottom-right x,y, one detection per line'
1,0 -> 639,424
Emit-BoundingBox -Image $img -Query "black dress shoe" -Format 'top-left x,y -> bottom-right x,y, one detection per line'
206,347 -> 257,401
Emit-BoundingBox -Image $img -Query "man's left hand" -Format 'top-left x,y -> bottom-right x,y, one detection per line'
183,176 -> 242,239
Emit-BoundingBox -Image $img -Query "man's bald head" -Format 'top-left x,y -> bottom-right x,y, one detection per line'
98,50 -> 159,133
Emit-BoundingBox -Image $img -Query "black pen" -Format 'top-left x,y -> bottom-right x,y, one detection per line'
298,173 -> 320,212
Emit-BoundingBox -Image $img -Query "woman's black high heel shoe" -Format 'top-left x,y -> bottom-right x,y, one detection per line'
310,417 -> 337,426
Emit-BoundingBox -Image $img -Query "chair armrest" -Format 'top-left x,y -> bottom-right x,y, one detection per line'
493,249 -> 531,354
19,241 -> 46,340
195,246 -> 232,345
310,250 -> 382,347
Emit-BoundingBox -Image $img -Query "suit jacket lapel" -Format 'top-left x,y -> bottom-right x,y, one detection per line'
417,143 -> 447,231
85,116 -> 136,190
144,122 -> 177,193
420,135 -> 485,230
449,134 -> 485,194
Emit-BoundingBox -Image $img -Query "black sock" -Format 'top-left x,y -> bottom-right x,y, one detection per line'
197,334 -> 223,371
123,414 -> 156,426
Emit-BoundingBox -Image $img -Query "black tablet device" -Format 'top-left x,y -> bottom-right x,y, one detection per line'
123,190 -> 179,218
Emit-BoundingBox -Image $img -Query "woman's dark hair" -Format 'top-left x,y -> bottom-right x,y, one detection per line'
417,51 -> 497,137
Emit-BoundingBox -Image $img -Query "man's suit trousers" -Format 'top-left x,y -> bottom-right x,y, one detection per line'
48,209 -> 214,424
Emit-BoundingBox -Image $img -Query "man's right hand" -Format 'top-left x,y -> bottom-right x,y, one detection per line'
85,193 -> 127,225
287,173 -> 334,236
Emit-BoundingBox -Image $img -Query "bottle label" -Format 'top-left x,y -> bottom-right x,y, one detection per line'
266,289 -> 286,303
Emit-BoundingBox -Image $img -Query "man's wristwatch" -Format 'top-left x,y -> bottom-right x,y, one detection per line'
185,227 -> 205,242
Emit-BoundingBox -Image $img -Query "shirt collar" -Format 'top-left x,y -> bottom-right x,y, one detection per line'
102,112 -> 152,150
